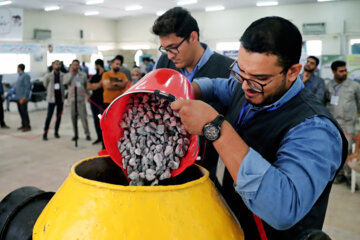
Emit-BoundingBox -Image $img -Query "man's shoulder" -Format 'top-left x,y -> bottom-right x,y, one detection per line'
23,73 -> 31,79
116,71 -> 127,78
311,74 -> 325,84
204,52 -> 233,69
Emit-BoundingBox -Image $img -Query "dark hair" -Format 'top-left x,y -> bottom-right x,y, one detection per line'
18,64 -> 25,71
331,60 -> 346,71
308,56 -> 320,66
152,7 -> 199,40
240,16 -> 302,72
115,55 -> 124,65
72,59 -> 80,64
95,59 -> 104,68
111,57 -> 121,64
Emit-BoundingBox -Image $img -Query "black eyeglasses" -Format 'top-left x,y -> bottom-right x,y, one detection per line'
158,37 -> 188,54
228,60 -> 285,93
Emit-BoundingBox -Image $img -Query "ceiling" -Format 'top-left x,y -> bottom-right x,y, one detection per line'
7,0 -> 341,19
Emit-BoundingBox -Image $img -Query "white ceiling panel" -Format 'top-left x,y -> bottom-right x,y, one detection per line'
5,0 -> 346,19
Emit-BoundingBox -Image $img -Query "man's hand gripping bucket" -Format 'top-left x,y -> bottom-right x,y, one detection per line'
100,68 -> 199,178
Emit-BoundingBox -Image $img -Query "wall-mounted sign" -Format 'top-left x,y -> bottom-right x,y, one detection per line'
0,43 -> 41,53
53,45 -> 97,54
0,8 -> 23,41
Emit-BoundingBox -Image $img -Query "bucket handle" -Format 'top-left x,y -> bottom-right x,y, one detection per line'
153,90 -> 176,102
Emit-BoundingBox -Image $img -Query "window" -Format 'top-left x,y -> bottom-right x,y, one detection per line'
0,54 -> 31,74
350,39 -> 360,54
134,50 -> 143,67
304,40 -> 322,56
89,52 -> 104,75
47,53 -> 77,69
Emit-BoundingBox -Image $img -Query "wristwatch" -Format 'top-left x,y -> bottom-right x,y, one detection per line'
202,114 -> 225,142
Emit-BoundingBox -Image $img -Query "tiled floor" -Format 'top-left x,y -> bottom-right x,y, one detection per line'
1,101 -> 360,239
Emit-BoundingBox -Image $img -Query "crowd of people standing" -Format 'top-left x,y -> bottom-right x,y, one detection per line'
0,55 -> 144,151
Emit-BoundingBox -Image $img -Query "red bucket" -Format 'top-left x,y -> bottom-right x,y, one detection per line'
100,68 -> 199,178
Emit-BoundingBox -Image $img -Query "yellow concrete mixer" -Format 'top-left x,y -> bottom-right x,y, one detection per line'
33,156 -> 244,239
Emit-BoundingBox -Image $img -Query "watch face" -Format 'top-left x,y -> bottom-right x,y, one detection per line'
204,124 -> 220,141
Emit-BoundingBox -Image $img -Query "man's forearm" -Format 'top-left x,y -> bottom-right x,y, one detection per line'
213,121 -> 249,182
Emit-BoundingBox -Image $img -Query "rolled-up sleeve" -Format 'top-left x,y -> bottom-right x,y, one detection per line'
194,77 -> 237,107
234,116 -> 342,230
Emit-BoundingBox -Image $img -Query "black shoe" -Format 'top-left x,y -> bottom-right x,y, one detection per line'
1,124 -> 10,129
86,135 -> 91,141
92,139 -> 101,145
22,126 -> 31,132
17,126 -> 24,130
54,133 -> 60,138
334,174 -> 346,184
72,136 -> 78,141
43,134 -> 48,141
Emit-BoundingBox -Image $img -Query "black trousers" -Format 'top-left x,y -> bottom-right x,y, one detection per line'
90,101 -> 103,141
0,97 -> 5,126
17,101 -> 30,127
44,100 -> 64,134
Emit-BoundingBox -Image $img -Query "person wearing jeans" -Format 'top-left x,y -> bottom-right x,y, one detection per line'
43,60 -> 65,140
15,64 -> 31,132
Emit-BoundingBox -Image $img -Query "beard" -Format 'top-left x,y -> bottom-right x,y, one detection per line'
304,67 -> 314,73
252,77 -> 288,107
113,67 -> 120,73
337,75 -> 347,82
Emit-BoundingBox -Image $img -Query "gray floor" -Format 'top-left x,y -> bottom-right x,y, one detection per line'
1,101 -> 360,240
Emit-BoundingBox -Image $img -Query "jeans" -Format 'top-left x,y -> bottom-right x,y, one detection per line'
17,101 -> 30,127
90,101 -> 103,141
71,101 -> 90,137
0,96 -> 5,126
44,100 -> 64,135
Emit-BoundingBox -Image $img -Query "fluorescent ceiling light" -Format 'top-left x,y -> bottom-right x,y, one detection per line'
86,0 -> 104,5
0,1 -> 12,6
205,6 -> 225,12
256,1 -> 279,7
317,0 -> 335,2
125,5 -> 143,11
84,11 -> 99,16
156,10 -> 166,16
177,0 -> 197,6
44,6 -> 60,11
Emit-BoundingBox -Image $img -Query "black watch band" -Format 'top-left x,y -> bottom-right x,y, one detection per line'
212,114 -> 225,127
202,114 -> 225,142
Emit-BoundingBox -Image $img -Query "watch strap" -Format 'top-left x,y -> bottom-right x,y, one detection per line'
212,114 -> 225,128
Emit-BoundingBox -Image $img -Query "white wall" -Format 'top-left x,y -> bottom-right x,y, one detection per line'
116,0 -> 360,56
2,9 -> 118,83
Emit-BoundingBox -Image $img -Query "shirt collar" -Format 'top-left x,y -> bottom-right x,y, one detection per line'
248,76 -> 304,111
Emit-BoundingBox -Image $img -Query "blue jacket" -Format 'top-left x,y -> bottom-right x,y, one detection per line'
15,72 -> 31,100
